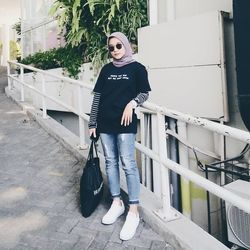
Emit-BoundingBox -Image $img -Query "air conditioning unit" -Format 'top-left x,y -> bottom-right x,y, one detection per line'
224,180 -> 250,249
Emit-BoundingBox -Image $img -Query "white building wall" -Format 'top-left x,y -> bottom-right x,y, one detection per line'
0,0 -> 21,65
175,0 -> 232,19
157,0 -> 232,23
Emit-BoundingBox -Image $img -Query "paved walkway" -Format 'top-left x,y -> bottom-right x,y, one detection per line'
0,67 -> 172,250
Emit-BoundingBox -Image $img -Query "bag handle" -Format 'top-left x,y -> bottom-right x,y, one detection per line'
88,140 -> 98,160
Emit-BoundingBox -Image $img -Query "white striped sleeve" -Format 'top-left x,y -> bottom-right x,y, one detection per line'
88,92 -> 101,129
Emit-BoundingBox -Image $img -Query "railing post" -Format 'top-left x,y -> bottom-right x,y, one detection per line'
41,73 -> 47,118
140,112 -> 153,189
140,112 -> 146,186
78,85 -> 88,149
154,112 -> 179,221
7,62 -> 11,90
20,66 -> 24,102
177,120 -> 192,219
152,114 -> 162,197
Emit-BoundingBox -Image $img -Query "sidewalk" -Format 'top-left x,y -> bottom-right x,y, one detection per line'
0,68 -> 172,249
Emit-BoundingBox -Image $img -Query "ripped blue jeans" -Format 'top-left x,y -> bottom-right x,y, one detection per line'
100,133 -> 140,204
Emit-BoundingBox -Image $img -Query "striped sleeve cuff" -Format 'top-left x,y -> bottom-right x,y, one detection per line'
88,92 -> 101,129
134,92 -> 149,106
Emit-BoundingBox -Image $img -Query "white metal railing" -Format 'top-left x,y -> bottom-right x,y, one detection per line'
7,61 -> 250,222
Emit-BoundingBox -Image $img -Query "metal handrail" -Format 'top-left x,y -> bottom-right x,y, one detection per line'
7,60 -> 250,217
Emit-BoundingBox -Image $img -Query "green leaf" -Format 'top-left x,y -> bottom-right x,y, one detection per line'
48,1 -> 61,16
108,4 -> 115,21
87,0 -> 95,15
115,0 -> 120,11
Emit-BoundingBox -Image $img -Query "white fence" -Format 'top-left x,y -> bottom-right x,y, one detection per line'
7,60 -> 250,223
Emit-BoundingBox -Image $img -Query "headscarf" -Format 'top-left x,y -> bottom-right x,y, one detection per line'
107,32 -> 135,67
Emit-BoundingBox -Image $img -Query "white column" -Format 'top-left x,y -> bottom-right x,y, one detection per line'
149,0 -> 158,25
3,24 -> 10,66
20,0 -> 25,59
166,0 -> 176,21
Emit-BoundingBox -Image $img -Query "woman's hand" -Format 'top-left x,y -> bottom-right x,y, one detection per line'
89,128 -> 96,138
121,102 -> 133,126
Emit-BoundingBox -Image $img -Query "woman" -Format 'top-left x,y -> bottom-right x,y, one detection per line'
88,32 -> 151,241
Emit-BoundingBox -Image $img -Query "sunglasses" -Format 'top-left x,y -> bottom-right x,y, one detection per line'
108,43 -> 123,52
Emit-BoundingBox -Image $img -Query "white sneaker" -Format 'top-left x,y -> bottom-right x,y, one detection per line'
102,201 -> 125,225
120,212 -> 140,241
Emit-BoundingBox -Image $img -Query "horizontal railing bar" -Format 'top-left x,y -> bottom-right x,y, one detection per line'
135,142 -> 250,214
9,60 -> 250,143
143,102 -> 250,144
8,61 -> 93,90
9,75 -> 89,121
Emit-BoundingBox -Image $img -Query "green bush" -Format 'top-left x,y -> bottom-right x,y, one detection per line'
19,46 -> 83,78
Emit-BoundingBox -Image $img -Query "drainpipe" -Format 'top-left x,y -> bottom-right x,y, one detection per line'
177,120 -> 192,219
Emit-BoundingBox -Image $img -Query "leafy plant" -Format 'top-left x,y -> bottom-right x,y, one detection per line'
50,0 -> 148,69
19,46 -> 83,78
12,19 -> 21,36
9,40 -> 21,60
21,0 -> 148,78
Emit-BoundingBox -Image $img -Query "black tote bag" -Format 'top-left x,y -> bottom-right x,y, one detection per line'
80,140 -> 104,217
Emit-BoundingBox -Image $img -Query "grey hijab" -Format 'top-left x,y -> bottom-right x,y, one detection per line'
108,32 -> 135,67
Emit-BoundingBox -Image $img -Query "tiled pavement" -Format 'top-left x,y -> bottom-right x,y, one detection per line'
0,67 -> 174,249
